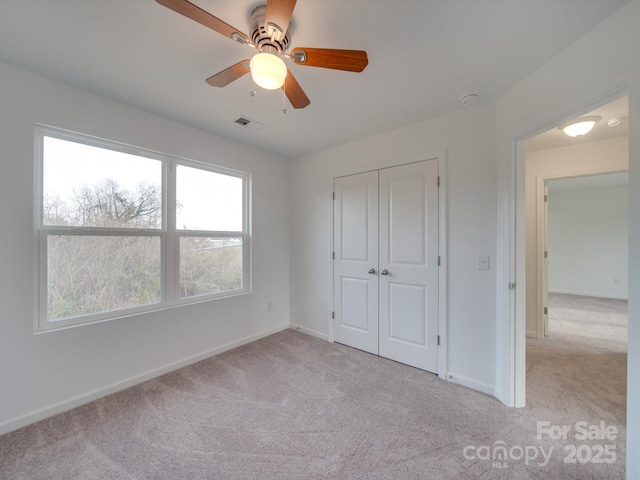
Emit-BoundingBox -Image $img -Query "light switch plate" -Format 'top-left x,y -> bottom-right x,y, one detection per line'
477,254 -> 490,270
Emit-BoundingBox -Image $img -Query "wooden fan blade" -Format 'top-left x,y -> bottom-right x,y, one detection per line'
206,60 -> 250,87
291,48 -> 368,72
156,0 -> 250,42
283,69 -> 310,109
265,0 -> 297,40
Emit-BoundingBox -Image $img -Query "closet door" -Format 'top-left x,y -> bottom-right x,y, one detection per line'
378,161 -> 439,372
333,171 -> 379,354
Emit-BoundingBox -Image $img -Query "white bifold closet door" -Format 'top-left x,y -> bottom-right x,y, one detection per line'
333,160 -> 439,373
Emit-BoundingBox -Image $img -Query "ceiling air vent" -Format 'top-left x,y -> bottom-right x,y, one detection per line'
234,116 -> 265,130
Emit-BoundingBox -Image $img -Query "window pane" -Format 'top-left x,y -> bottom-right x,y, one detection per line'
176,165 -> 243,231
43,136 -> 162,228
47,235 -> 161,321
179,237 -> 243,298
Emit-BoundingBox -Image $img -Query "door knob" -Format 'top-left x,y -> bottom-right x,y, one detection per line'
368,268 -> 376,274
380,269 -> 389,276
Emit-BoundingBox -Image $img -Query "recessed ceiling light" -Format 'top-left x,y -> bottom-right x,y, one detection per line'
559,116 -> 601,137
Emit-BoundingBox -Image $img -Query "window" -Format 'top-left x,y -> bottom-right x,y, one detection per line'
36,127 -> 250,331
176,165 -> 244,298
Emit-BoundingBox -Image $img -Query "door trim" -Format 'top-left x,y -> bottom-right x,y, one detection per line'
329,150 -> 448,379
497,86 -> 628,408
535,172 -> 627,339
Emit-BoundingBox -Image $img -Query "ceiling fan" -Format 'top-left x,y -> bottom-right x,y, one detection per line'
156,0 -> 369,109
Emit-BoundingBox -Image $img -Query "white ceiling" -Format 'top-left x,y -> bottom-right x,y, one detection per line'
0,0 -> 628,159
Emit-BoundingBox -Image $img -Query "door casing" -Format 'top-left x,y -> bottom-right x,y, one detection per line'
500,87 -> 629,408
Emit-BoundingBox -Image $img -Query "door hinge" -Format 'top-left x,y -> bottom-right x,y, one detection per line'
509,282 -> 516,291
437,176 -> 440,187
544,307 -> 548,315
331,311 -> 335,319
438,256 -> 441,266
332,251 -> 335,260
544,194 -> 548,202
333,192 -> 335,200
437,335 -> 441,346
544,250 -> 548,259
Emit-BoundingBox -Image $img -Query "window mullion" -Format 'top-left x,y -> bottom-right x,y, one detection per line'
165,160 -> 178,304
176,230 -> 243,238
41,227 -> 162,236
37,231 -> 48,330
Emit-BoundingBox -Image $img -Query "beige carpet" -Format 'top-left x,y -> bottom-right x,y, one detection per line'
0,295 -> 627,479
525,293 -> 627,479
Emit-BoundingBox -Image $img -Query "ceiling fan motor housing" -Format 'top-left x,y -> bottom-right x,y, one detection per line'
248,5 -> 290,55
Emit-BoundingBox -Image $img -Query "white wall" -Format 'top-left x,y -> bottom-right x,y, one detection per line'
1,3 -> 639,475
548,184 -> 628,299
627,62 -> 640,480
290,102 -> 498,395
0,61 -> 291,434
495,1 -> 640,476
525,137 -> 628,336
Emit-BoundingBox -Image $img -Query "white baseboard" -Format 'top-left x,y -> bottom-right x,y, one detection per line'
549,289 -> 628,301
0,324 -> 289,436
447,372 -> 496,398
526,329 -> 539,338
494,387 -> 509,407
289,323 -> 330,342
291,329 -> 497,400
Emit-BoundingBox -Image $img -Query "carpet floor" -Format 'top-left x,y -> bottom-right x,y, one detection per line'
0,294 -> 627,479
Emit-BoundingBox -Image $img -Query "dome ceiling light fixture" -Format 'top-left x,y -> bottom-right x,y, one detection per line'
559,116 -> 601,137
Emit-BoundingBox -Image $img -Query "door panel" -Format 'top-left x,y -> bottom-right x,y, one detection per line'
389,283 -> 426,345
389,175 -> 426,265
341,278 -> 371,331
333,171 -> 379,354
332,160 -> 439,373
341,182 -> 371,261
379,161 -> 439,372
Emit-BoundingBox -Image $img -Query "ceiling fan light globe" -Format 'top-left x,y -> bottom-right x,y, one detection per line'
250,53 -> 287,90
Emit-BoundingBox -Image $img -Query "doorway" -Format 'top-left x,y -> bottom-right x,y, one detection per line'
541,172 -> 629,338
519,95 -> 629,405
332,160 -> 440,373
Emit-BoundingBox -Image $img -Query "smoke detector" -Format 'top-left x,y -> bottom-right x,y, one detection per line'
607,117 -> 625,127
460,93 -> 478,107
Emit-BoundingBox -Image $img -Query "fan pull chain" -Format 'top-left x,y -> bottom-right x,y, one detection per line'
282,81 -> 288,114
250,75 -> 256,98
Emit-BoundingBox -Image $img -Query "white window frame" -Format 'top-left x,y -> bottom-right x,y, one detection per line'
34,125 -> 251,332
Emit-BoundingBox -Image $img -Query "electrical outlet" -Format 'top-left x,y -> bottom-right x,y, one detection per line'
614,278 -> 620,285
267,301 -> 273,312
